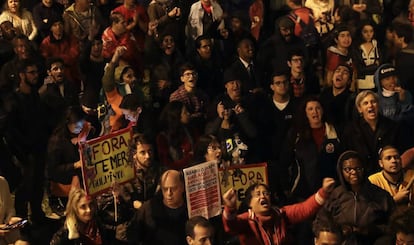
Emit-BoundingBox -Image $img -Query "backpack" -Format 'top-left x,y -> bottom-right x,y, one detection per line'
288,10 -> 320,47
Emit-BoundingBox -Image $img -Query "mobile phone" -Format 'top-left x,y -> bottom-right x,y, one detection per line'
0,219 -> 28,230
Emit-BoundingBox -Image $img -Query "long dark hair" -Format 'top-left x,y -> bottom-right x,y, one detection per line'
192,134 -> 219,164
293,96 -> 326,141
53,106 -> 86,136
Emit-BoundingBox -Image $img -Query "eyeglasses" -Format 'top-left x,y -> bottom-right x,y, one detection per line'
272,80 -> 289,86
183,72 -> 198,78
253,191 -> 270,198
343,167 -> 364,173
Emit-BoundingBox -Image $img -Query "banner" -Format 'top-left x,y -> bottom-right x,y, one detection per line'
219,163 -> 268,207
183,161 -> 221,219
80,127 -> 135,196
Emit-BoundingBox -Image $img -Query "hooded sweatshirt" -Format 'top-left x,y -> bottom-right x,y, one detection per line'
374,64 -> 413,121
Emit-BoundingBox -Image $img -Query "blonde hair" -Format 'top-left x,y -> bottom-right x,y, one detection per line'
64,188 -> 94,239
355,90 -> 379,109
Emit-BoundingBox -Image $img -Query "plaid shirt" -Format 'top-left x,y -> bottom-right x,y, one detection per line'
169,85 -> 209,115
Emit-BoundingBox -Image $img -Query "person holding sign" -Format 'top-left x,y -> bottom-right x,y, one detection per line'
47,106 -> 89,214
222,177 -> 335,245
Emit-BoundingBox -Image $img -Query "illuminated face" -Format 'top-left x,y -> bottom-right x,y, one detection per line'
305,101 -> 323,128
48,62 -> 65,83
288,55 -> 304,74
115,17 -> 127,34
361,24 -> 374,42
75,196 -> 93,224
67,120 -> 84,135
381,75 -> 398,91
225,80 -> 241,101
187,225 -> 213,245
51,21 -> 64,40
279,26 -> 292,42
121,68 -> 137,85
357,94 -> 378,122
205,141 -> 221,162
332,65 -> 351,89
135,143 -> 152,169
396,232 -> 414,245
181,69 -> 198,90
197,39 -> 212,60
335,31 -> 352,49
342,158 -> 364,186
161,35 -> 175,56
249,185 -> 271,215
162,172 -> 184,209
237,40 -> 254,62
314,231 -> 340,245
23,65 -> 39,86
270,75 -> 289,97
8,0 -> 20,13
379,148 -> 402,175
14,38 -> 30,59
121,108 -> 140,123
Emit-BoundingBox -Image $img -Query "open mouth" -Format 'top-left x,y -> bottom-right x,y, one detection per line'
367,108 -> 376,116
260,199 -> 269,208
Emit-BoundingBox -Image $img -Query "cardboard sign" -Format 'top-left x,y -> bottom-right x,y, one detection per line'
183,161 -> 222,219
80,127 -> 135,196
219,163 -> 268,208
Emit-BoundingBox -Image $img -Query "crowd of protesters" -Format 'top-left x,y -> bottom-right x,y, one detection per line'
1,0 -> 414,244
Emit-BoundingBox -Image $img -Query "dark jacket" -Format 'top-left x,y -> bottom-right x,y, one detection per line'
281,123 -> 342,200
50,222 -> 103,245
126,194 -> 188,245
342,115 -> 401,175
314,155 -> 395,245
47,126 -> 82,185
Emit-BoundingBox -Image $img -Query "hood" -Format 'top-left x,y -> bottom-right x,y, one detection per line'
336,150 -> 367,190
374,63 -> 401,99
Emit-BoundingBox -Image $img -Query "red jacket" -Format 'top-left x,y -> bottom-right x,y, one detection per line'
102,27 -> 142,72
40,34 -> 80,84
223,189 -> 327,245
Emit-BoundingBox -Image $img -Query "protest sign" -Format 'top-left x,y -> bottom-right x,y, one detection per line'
80,127 -> 135,196
183,161 -> 221,219
219,163 -> 268,207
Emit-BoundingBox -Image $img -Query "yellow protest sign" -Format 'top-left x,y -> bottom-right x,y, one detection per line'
219,163 -> 268,208
80,127 -> 135,196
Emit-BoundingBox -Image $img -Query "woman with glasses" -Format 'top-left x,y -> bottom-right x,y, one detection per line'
314,150 -> 395,244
